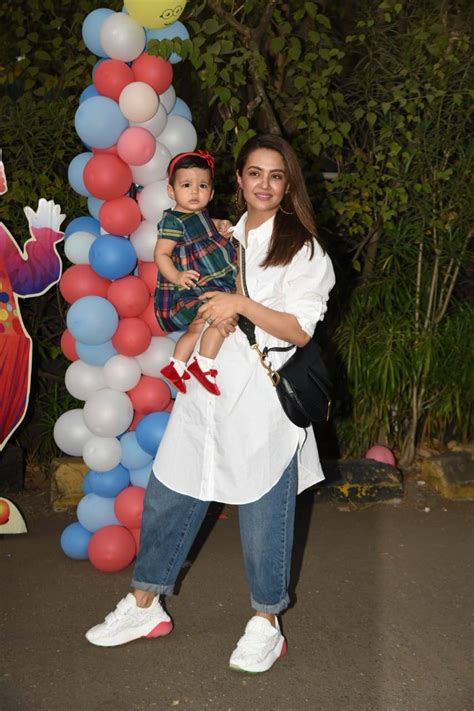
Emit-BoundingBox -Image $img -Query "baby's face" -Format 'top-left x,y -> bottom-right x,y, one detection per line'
168,167 -> 214,213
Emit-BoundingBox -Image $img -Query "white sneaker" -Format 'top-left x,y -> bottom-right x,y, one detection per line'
229,616 -> 287,673
85,593 -> 173,647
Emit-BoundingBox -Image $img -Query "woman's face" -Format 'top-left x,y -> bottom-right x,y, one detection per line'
237,148 -> 289,215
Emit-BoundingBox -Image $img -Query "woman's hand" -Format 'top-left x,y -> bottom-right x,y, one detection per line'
175,269 -> 200,288
211,219 -> 233,238
198,291 -> 243,325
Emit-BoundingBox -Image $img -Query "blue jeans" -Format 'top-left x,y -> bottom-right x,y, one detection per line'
131,453 -> 298,614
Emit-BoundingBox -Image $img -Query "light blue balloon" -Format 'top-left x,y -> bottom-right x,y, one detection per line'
60,521 -> 93,560
65,216 -> 101,239
68,152 -> 93,197
88,464 -> 130,498
80,84 -> 100,103
82,8 -> 114,57
120,431 -> 154,470
166,330 -> 185,343
129,462 -> 153,488
77,493 -> 120,533
75,96 -> 128,149
83,471 -> 93,494
67,295 -> 119,345
89,235 -> 137,280
76,339 -> 118,366
87,196 -> 105,220
170,97 -> 192,121
136,411 -> 170,455
146,22 -> 189,64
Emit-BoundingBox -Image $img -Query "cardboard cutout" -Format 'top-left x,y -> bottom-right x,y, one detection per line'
0,155 -> 65,450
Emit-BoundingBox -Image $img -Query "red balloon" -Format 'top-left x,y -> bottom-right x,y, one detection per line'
92,144 -> 118,156
83,154 -> 132,201
164,400 -> 174,413
139,296 -> 166,336
93,59 -> 134,102
100,197 -> 142,236
112,317 -> 152,356
130,527 -> 141,554
88,525 -> 136,573
60,264 -> 111,303
60,329 -> 79,361
117,127 -> 156,166
107,276 -> 149,318
114,486 -> 146,529
128,375 -> 171,413
131,53 -> 173,95
137,260 -> 158,295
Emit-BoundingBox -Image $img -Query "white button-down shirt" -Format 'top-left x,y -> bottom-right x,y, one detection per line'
153,213 -> 336,504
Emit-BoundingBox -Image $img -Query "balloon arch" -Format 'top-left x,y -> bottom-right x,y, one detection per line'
57,2 -> 194,572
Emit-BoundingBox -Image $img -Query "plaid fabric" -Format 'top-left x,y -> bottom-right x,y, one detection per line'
155,209 -> 238,332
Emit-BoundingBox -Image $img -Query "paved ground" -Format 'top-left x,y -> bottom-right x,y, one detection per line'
1,487 -> 472,711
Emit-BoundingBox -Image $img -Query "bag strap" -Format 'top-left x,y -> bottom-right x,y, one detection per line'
237,242 -> 293,386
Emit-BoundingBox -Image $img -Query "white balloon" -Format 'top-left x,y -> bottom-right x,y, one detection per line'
99,12 -> 145,62
136,336 -> 176,377
119,82 -> 159,123
157,116 -> 197,158
159,85 -> 176,113
83,435 -> 122,472
83,388 -> 134,437
130,141 -> 171,186
130,103 -> 167,137
53,409 -> 93,456
130,221 -> 159,261
137,179 -> 174,223
64,231 -> 96,265
65,360 -> 105,401
103,354 -> 142,391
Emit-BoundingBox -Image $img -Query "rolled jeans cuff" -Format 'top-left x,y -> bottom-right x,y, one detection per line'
250,592 -> 290,615
131,578 -> 174,596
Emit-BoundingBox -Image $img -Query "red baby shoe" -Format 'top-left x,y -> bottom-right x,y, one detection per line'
160,361 -> 190,394
186,358 -> 220,396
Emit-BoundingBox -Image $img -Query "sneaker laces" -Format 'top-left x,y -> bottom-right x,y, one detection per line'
104,596 -> 135,625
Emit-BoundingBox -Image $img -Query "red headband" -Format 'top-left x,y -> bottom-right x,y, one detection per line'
168,150 -> 215,178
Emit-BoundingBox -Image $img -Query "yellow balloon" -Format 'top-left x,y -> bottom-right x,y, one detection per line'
125,0 -> 187,29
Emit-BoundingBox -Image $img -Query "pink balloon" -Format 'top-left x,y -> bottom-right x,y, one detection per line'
94,59 -> 134,102
137,260 -> 158,295
83,154 -> 132,200
128,375 -> 171,413
107,275 -> 150,317
60,265 -> 111,303
60,329 -> 79,362
99,197 -> 142,235
112,317 -> 152,356
117,127 -> 156,166
131,53 -> 173,94
365,445 -> 396,466
114,486 -> 146,529
139,296 -> 167,336
88,525 -> 136,573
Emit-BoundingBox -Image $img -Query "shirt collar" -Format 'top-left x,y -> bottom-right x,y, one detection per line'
232,212 -> 275,246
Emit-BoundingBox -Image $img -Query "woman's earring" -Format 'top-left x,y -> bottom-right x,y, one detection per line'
279,196 -> 294,215
235,187 -> 246,212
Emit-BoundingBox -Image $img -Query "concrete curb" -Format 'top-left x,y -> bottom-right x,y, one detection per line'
314,459 -> 404,503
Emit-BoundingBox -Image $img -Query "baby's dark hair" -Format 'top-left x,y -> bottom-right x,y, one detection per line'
168,153 -> 214,186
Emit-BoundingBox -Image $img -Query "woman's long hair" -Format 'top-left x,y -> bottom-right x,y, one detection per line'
235,134 -> 325,267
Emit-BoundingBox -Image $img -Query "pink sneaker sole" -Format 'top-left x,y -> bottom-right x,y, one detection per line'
145,620 -> 174,638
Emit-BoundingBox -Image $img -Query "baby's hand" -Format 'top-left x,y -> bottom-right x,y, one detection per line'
176,270 -> 200,289
212,219 -> 233,238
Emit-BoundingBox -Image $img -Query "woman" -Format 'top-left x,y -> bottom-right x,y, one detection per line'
85,134 -> 335,674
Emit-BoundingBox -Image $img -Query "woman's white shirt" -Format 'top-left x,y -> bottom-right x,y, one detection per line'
153,213 -> 336,504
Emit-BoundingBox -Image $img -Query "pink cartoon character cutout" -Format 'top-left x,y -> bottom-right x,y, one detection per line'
0,152 -> 65,450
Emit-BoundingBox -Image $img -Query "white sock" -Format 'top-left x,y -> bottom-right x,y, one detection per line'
171,358 -> 186,376
195,354 -> 216,373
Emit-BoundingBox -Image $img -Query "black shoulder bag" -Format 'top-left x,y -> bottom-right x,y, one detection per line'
238,243 -> 332,428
